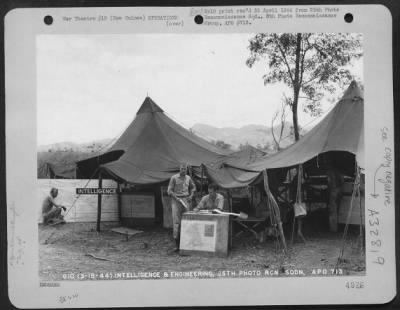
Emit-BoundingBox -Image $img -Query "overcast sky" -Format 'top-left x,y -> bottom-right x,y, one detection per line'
37,34 -> 362,145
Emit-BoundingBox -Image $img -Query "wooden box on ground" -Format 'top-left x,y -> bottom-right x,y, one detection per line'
179,212 -> 229,257
121,193 -> 155,227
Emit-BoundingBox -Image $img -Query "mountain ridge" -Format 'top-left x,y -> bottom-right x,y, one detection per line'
38,122 -> 296,152
191,122 -> 293,149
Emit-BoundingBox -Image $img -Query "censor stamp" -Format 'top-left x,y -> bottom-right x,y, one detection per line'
5,3 -> 395,308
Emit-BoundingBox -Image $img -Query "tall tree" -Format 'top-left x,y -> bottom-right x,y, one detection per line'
246,33 -> 362,141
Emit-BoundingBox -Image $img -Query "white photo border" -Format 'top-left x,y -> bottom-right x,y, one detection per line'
5,4 -> 395,307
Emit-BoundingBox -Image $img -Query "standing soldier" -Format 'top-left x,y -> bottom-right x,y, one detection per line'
167,163 -> 196,252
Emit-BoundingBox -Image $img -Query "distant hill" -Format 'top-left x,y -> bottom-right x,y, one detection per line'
37,139 -> 114,178
191,122 -> 295,150
37,138 -> 114,153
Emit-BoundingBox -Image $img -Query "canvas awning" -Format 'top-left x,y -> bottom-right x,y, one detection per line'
203,81 -> 364,188
247,81 -> 364,171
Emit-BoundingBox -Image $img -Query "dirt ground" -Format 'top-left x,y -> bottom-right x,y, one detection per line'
39,221 -> 365,281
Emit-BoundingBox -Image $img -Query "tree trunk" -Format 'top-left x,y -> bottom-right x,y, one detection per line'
292,34 -> 305,243
292,99 -> 300,141
292,33 -> 302,142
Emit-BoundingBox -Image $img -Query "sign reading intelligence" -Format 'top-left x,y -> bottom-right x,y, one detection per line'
76,188 -> 118,195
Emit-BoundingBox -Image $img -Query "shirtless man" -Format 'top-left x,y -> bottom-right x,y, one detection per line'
42,188 -> 66,225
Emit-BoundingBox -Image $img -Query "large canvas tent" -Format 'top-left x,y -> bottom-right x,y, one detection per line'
204,80 -> 364,188
77,97 -> 228,184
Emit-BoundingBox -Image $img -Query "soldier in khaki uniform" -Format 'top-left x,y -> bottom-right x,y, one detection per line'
167,163 -> 196,251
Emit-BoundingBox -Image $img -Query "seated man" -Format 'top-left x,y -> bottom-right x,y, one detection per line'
42,188 -> 66,225
193,183 -> 224,212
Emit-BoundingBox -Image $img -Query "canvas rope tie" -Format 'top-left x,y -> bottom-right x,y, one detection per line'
335,165 -> 362,270
291,164 -> 304,245
44,167 -> 100,244
270,197 -> 282,252
263,170 -> 287,254
266,191 -> 280,251
263,171 -> 277,234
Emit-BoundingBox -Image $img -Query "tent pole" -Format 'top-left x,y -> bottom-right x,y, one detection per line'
357,166 -> 364,254
96,169 -> 103,232
228,189 -> 233,249
336,167 -> 360,267
200,165 -> 204,196
118,183 -> 122,225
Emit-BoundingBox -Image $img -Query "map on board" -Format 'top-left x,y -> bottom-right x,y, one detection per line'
180,220 -> 217,252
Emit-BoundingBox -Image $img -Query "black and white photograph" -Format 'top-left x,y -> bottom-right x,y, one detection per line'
37,32 -> 365,280
5,5 -> 395,307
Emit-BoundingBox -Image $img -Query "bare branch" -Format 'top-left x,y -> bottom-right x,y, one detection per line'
278,100 -> 287,142
271,110 -> 280,149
